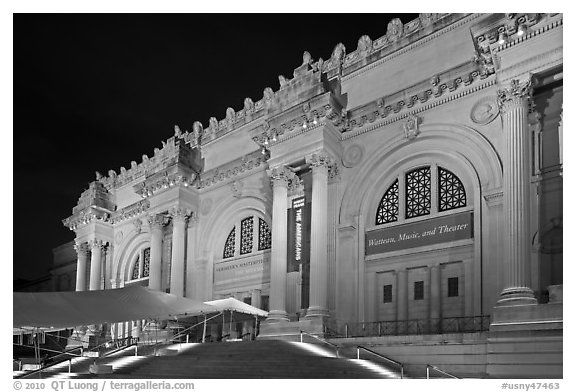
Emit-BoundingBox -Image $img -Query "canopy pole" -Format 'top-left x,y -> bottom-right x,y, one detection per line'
229,310 -> 233,338
202,314 -> 207,343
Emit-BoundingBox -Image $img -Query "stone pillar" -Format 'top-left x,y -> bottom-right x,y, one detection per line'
496,79 -> 537,306
169,207 -> 189,297
306,153 -> 331,319
397,269 -> 408,333
89,239 -> 104,291
147,214 -> 166,291
74,241 -> 89,292
266,166 -> 293,321
429,265 -> 441,333
251,289 -> 262,309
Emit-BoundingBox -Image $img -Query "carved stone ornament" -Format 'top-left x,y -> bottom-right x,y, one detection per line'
133,218 -> 143,234
357,35 -> 373,55
169,206 -> 191,222
403,114 -> 421,140
267,166 -> 295,188
470,97 -> 500,125
419,13 -> 439,28
342,144 -> 364,168
74,241 -> 90,255
192,121 -> 203,145
88,239 -> 105,250
147,214 -> 168,229
386,18 -> 404,42
231,180 -> 244,198
331,43 -> 346,62
497,78 -> 533,112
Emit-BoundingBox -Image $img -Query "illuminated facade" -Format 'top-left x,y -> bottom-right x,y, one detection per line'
60,13 -> 563,378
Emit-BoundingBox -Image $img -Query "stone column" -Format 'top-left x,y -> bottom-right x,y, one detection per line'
89,239 -> 104,291
429,265 -> 441,333
147,214 -> 166,291
306,152 -> 331,319
170,207 -> 189,297
397,269 -> 408,333
74,241 -> 89,292
266,166 -> 293,321
496,79 -> 537,306
251,289 -> 262,309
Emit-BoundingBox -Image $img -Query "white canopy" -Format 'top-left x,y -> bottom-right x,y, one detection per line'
13,285 -> 217,329
205,297 -> 268,318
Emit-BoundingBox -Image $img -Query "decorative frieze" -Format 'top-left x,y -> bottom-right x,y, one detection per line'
199,152 -> 267,189
135,173 -> 195,199
109,200 -> 150,224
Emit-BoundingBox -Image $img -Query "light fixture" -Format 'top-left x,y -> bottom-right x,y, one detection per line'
272,133 -> 277,142
313,117 -> 318,125
302,122 -> 307,129
517,23 -> 526,36
264,138 -> 269,145
261,147 -> 266,155
498,32 -> 507,45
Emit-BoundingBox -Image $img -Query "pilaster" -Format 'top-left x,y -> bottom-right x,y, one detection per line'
147,214 -> 168,291
169,207 -> 191,297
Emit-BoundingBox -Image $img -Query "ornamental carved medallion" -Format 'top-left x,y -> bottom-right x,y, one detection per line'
470,97 -> 500,125
342,144 -> 364,168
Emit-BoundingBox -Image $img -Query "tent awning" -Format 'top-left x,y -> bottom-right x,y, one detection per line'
205,297 -> 269,318
13,286 -> 217,329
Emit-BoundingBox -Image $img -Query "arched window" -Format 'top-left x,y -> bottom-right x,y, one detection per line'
130,247 -> 151,280
376,179 -> 399,225
258,218 -> 272,251
376,166 -> 467,225
223,227 -> 236,259
222,215 -> 271,259
438,167 -> 466,211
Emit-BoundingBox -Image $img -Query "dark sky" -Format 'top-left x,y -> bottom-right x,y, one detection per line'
13,13 -> 418,281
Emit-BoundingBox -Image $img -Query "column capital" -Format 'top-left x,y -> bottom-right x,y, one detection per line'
74,241 -> 89,256
497,78 -> 533,113
88,239 -> 106,250
147,213 -> 169,229
267,166 -> 296,188
169,206 -> 191,223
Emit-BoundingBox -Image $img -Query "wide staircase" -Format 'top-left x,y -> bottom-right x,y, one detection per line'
17,340 -> 402,379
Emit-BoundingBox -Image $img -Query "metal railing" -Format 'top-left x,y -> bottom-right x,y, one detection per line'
300,330 -> 340,358
357,346 -> 404,379
344,315 -> 490,338
426,364 -> 460,379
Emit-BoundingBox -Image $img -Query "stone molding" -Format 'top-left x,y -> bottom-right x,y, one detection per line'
342,77 -> 496,141
135,173 -> 195,199
110,200 -> 150,224
199,151 -> 267,190
483,191 -> 504,207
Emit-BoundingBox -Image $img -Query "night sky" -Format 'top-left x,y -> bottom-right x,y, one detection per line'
13,13 -> 418,281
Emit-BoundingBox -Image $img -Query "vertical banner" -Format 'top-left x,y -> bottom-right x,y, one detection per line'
287,197 -> 310,310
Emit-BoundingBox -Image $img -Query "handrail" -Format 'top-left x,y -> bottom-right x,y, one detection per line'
357,345 -> 404,379
300,330 -> 339,358
426,364 -> 460,379
16,346 -> 84,379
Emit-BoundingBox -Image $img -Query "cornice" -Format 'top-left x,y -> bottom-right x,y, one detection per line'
198,151 -> 268,190
492,16 -> 562,54
109,199 -> 150,225
342,75 -> 497,141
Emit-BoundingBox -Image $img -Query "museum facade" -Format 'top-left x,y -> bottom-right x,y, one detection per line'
56,13 -> 562,377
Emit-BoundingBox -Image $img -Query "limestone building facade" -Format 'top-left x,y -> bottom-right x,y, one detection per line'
60,13 -> 562,376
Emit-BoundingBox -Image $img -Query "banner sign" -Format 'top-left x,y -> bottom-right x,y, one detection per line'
365,211 -> 473,255
287,197 -> 309,273
214,256 -> 270,286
